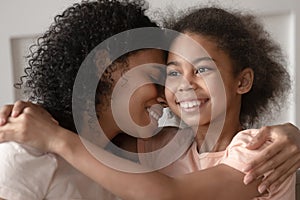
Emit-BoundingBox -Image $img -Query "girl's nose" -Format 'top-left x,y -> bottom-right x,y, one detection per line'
178,76 -> 196,92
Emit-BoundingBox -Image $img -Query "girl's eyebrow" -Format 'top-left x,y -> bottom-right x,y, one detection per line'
166,61 -> 180,67
167,57 -> 215,67
192,57 -> 215,64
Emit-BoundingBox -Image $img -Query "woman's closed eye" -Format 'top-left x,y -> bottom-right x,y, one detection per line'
149,73 -> 165,84
148,66 -> 166,83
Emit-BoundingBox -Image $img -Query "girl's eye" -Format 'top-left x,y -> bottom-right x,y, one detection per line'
167,70 -> 180,77
195,67 -> 212,74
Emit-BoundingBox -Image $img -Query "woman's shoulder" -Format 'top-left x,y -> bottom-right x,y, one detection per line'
0,141 -> 56,158
0,142 -> 58,199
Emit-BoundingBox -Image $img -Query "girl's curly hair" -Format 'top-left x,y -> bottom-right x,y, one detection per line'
16,0 -> 158,132
167,6 -> 291,127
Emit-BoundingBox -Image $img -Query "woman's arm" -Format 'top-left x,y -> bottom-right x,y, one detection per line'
0,106 -> 260,200
1,101 -> 299,190
0,101 -> 58,125
55,125 -> 261,200
244,123 -> 300,190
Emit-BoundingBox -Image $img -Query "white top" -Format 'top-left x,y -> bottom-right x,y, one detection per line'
0,142 -> 120,200
158,107 -> 186,128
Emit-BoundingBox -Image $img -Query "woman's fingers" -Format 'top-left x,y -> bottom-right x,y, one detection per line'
244,142 -> 298,183
244,123 -> 300,174
0,101 -> 33,126
246,128 -> 270,150
261,154 -> 300,192
243,123 -> 300,193
244,141 -> 284,173
0,110 -> 59,152
0,105 -> 13,125
0,117 -> 22,142
11,100 -> 31,117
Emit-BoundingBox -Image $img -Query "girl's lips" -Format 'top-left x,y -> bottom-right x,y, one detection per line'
177,99 -> 209,112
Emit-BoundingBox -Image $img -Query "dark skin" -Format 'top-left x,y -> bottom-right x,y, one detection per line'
0,104 -> 262,200
0,101 -> 300,192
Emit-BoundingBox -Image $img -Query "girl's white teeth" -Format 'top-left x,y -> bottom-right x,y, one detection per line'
179,100 -> 202,108
147,108 -> 160,121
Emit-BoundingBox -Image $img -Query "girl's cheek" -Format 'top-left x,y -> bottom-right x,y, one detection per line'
165,79 -> 179,94
164,89 -> 174,103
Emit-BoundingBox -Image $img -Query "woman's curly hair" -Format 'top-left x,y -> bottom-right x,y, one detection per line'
16,0 -> 158,132
167,6 -> 291,127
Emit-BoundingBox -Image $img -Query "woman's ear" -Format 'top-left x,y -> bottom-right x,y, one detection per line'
94,50 -> 112,77
237,68 -> 254,94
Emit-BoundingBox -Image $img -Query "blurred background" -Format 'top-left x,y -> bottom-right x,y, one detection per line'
0,0 -> 299,127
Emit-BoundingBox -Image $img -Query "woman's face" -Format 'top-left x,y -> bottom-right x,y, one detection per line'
99,49 -> 166,139
165,33 -> 242,129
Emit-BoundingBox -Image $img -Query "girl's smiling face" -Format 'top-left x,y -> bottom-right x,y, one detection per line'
165,32 -> 250,130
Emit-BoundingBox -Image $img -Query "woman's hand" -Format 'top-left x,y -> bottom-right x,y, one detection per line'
243,123 -> 300,193
0,100 -> 58,125
0,102 -> 62,152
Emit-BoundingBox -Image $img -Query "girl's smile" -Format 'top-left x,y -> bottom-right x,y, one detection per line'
165,32 -> 252,144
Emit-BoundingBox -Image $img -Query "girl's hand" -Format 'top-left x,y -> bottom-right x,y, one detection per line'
243,123 -> 300,192
0,105 -> 62,152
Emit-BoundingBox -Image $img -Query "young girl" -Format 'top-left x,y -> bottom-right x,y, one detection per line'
0,4 -> 299,200
0,0 -> 166,199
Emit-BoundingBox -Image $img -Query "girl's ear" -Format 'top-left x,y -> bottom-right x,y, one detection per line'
237,68 -> 254,94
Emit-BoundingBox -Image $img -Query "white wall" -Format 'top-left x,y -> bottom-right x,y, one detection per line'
1,0 -> 299,126
0,0 -> 78,105
149,0 -> 299,127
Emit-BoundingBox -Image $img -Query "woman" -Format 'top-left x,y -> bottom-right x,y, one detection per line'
0,0 -> 165,199
0,2 -> 299,199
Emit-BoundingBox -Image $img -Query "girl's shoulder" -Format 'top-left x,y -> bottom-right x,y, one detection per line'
230,129 -> 262,147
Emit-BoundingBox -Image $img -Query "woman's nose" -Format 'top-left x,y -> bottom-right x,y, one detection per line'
157,96 -> 168,107
156,84 -> 168,107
